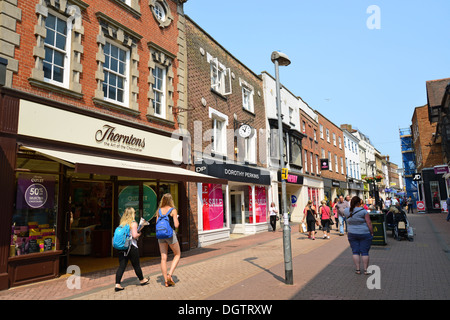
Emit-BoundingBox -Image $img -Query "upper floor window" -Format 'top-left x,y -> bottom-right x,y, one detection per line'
44,13 -> 71,86
152,65 -> 166,118
242,85 -> 254,113
103,42 -> 129,105
326,129 -> 330,143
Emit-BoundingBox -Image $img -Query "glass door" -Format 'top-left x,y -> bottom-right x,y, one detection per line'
230,191 -> 244,233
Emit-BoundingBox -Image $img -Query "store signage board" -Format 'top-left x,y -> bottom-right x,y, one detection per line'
416,201 -> 426,213
18,100 -> 182,163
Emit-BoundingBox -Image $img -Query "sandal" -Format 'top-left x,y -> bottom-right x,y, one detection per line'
166,274 -> 175,287
355,270 -> 361,275
364,270 -> 371,275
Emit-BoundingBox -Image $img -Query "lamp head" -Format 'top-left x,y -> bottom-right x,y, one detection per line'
271,51 -> 291,66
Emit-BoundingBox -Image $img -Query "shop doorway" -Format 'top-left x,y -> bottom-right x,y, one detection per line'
230,191 -> 245,233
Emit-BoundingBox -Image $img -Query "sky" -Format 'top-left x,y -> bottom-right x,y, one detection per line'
184,0 -> 450,167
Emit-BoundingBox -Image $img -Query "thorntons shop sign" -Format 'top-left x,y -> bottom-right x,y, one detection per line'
17,100 -> 182,162
95,125 -> 146,152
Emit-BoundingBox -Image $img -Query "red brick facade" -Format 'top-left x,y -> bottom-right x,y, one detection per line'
315,111 -> 346,181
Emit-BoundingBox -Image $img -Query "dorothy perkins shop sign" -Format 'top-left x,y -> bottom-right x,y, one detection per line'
95,125 -> 146,152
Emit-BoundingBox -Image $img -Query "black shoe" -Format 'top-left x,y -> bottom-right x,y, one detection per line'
115,286 -> 125,292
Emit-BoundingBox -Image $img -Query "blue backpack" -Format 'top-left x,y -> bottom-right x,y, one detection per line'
156,208 -> 174,239
112,224 -> 131,251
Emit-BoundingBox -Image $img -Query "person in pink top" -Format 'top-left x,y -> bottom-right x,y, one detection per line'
319,200 -> 331,239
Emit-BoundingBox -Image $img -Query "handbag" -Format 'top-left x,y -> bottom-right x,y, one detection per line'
329,218 -> 334,225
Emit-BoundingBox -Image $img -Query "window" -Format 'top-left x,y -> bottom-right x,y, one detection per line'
290,136 -> 302,168
310,152 -> 314,174
245,133 -> 256,163
320,125 -> 324,139
326,129 -> 330,142
333,133 -> 336,146
335,154 -> 338,173
212,118 -> 226,154
43,13 -> 71,86
242,85 -> 254,113
289,108 -> 294,124
302,121 -> 306,134
338,137 -> 342,149
152,65 -> 166,118
328,151 -> 332,171
210,56 -> 231,96
314,129 -> 317,141
103,42 -> 129,105
321,148 -> 325,159
340,157 -> 344,174
153,2 -> 166,21
430,181 -> 441,209
304,150 -> 308,172
316,155 -> 319,174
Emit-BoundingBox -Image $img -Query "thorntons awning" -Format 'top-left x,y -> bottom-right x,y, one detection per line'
23,146 -> 227,185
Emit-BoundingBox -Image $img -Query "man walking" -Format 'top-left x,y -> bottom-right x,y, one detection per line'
335,195 -> 349,236
446,195 -> 450,222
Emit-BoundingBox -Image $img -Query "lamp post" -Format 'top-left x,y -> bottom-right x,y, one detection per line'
271,51 -> 293,285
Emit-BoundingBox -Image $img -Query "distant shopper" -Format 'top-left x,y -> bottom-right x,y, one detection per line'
446,195 -> 450,222
269,202 -> 278,232
344,196 -> 374,275
320,200 -> 331,239
332,198 -> 339,230
407,197 -> 414,214
115,207 -> 149,292
335,196 -> 349,236
157,193 -> 181,287
302,201 -> 317,240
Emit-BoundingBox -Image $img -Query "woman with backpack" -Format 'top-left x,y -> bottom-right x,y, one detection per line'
114,207 -> 149,292
156,193 -> 180,287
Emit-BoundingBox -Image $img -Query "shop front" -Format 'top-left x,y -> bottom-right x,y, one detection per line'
195,160 -> 270,246
0,90 -> 225,290
347,179 -> 365,198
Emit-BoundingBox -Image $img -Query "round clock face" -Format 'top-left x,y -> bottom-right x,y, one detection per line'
239,124 -> 252,138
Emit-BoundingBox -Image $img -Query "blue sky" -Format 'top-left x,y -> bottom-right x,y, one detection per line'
184,0 -> 450,167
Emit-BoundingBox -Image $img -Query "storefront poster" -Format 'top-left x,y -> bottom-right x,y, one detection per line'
16,174 -> 55,210
118,185 -> 157,221
202,184 -> 224,231
249,186 -> 267,223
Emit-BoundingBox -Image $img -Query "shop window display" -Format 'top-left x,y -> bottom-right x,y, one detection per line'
12,172 -> 59,256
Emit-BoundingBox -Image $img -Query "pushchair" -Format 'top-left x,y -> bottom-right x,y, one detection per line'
385,207 -> 413,241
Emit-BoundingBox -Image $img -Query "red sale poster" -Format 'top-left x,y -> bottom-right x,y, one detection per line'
202,184 -> 224,231
249,186 -> 267,223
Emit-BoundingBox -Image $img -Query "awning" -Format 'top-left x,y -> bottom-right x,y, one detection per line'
23,146 -> 228,185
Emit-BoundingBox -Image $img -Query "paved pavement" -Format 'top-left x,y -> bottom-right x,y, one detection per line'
0,212 -> 449,301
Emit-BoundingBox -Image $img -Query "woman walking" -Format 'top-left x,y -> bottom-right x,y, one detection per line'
302,201 -> 317,240
269,202 -> 278,232
344,196 -> 374,275
115,207 -> 149,292
156,193 -> 181,287
320,200 -> 331,239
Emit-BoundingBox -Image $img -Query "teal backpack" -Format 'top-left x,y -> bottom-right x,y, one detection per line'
112,224 -> 131,251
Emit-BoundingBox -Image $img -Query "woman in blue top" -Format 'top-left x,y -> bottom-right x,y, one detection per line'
344,196 -> 374,275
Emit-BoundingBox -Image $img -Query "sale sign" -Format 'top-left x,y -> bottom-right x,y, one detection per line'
16,174 -> 55,210
416,201 -> 426,213
202,184 -> 224,231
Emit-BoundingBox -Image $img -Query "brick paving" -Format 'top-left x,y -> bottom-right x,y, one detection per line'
0,213 -> 449,300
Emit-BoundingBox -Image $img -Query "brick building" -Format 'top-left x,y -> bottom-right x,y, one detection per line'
0,0 -> 227,290
185,16 -> 269,247
315,111 -> 347,201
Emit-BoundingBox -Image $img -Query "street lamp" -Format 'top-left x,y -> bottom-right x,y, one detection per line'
271,51 -> 293,285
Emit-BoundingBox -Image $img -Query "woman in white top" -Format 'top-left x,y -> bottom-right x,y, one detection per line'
269,202 -> 278,232
115,207 -> 149,292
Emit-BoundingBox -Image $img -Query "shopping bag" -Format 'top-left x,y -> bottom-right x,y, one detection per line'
300,223 -> 307,233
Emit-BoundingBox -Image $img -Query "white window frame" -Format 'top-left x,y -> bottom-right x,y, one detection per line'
153,1 -> 166,21
244,133 -> 257,164
333,133 -> 336,146
326,129 -> 330,143
209,107 -> 228,155
103,41 -> 130,107
328,151 -> 333,171
152,64 -> 167,118
320,125 -> 324,139
304,150 -> 308,172
338,137 -> 342,149
209,54 -> 232,96
242,85 -> 254,113
340,157 -> 344,175
316,155 -> 319,174
43,11 -> 72,88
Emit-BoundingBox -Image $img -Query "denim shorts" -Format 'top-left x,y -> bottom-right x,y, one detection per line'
158,232 -> 178,245
347,233 -> 373,256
